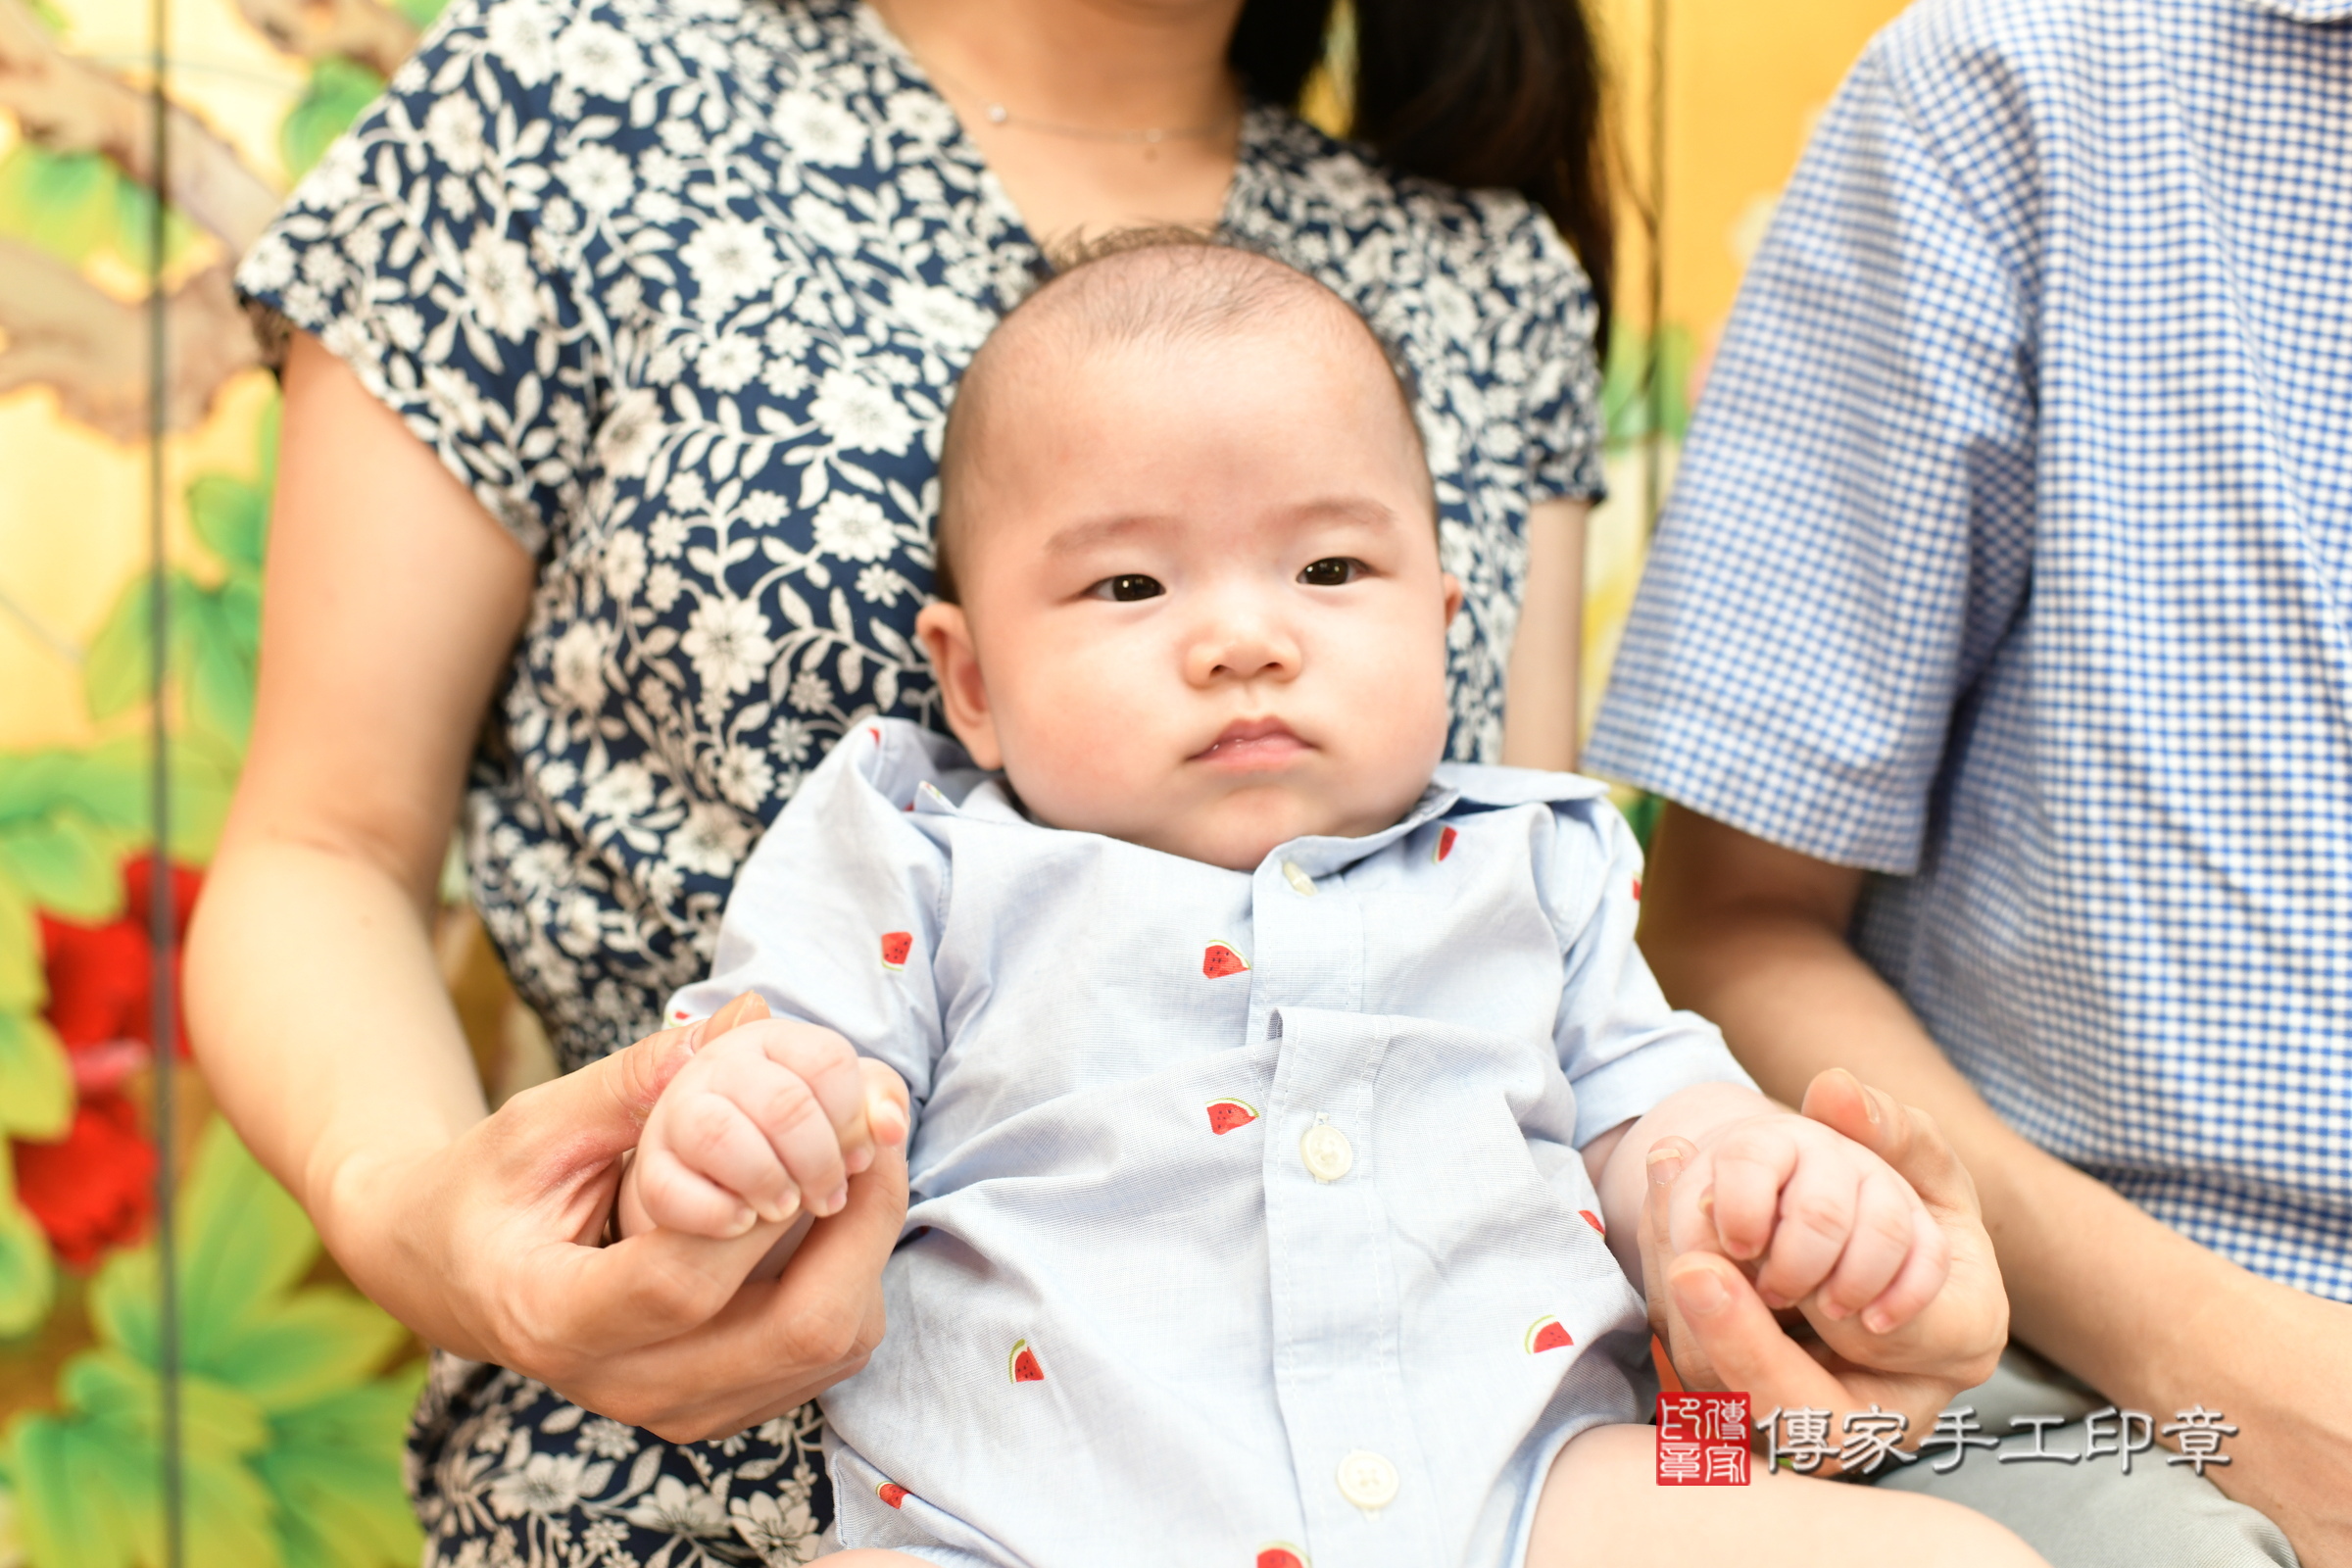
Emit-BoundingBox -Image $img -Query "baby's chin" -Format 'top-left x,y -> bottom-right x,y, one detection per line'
1113,795 -> 1393,873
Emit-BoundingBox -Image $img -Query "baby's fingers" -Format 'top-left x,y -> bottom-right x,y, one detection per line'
1855,1205 -> 1952,1336
635,1128 -> 760,1240
651,1089 -> 799,1228
1809,1166 -> 1918,1323
748,1021 -> 876,1175
1702,1122 -> 1801,1265
702,1049 -> 853,1217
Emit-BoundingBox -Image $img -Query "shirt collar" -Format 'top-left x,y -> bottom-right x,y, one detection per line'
1266,763 -> 1611,879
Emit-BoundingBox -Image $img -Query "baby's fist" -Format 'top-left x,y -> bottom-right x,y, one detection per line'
1668,1112 -> 1950,1336
621,1017 -> 907,1243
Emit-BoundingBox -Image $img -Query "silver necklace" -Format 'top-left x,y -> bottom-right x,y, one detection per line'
927,61 -> 1236,147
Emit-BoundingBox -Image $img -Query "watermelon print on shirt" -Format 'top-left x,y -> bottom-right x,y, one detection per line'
669,720 -> 1755,1566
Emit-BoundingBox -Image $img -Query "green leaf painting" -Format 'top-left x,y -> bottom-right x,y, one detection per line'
80,406 -> 275,756
3,1122 -> 421,1568
280,60 -> 388,182
0,1011 -> 72,1143
0,1164 -> 57,1339
0,147 -> 199,276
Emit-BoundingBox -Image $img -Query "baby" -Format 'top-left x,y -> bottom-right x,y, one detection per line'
618,240 -> 2034,1567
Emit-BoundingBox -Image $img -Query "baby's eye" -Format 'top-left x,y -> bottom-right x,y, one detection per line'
1298,558 -> 1363,587
1092,574 -> 1165,602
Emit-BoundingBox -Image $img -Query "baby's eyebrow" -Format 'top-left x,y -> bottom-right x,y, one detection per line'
1280,497 -> 1405,531
1042,514 -> 1172,556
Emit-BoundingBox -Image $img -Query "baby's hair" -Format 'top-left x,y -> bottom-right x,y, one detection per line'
931,229 -> 1428,606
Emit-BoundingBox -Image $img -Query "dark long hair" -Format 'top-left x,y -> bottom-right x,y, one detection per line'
1229,0 -> 1616,353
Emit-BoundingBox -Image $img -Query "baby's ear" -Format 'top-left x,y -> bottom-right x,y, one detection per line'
914,601 -> 1004,769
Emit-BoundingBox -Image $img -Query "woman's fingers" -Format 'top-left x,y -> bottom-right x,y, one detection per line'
1799,1067 -> 1977,1220
1641,1137 -> 1726,1392
860,1058 -> 911,1149
506,1210 -> 803,1374
1665,1251 -> 1847,1411
555,1141 -> 909,1440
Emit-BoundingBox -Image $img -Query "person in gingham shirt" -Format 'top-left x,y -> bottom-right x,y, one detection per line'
1588,0 -> 2351,1564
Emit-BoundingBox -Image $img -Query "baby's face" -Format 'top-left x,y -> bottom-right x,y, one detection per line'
917,316 -> 1457,872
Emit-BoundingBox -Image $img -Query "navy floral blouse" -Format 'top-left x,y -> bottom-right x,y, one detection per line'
240,0 -> 1604,1556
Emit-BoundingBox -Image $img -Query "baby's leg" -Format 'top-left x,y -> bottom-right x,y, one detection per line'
1528,1424 -> 2049,1568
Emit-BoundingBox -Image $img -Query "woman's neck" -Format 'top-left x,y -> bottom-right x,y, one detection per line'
871,0 -> 1246,137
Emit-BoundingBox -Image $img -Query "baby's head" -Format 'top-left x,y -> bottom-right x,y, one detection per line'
915,236 -> 1459,873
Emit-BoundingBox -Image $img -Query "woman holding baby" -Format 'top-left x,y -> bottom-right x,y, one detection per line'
188,0 -> 2023,1561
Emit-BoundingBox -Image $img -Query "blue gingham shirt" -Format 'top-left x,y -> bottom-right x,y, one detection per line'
671,719 -> 1752,1567
1589,0 -> 2352,1300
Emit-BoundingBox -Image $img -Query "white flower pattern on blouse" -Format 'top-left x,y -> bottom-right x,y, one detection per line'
240,0 -> 1602,1555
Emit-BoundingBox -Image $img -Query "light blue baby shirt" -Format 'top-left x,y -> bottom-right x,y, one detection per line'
668,718 -> 1754,1568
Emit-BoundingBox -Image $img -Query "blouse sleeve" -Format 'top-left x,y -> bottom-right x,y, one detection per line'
1505,205 -> 1609,508
235,0 -> 605,559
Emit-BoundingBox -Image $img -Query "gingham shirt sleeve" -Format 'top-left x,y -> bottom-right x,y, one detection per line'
1585,36 -> 2036,873
1544,800 -> 1756,1147
666,724 -> 951,1109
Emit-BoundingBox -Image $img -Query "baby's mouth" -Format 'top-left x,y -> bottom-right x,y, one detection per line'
1192,717 -> 1309,770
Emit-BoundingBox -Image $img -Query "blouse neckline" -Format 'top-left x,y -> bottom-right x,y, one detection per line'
845,0 -> 1269,257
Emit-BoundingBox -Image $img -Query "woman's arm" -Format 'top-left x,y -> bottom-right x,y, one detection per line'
186,333 -> 905,1441
1640,804 -> 2352,1554
187,330 -> 527,1226
1501,499 -> 1588,772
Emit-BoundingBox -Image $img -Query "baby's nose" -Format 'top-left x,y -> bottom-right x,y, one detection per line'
1189,613 -> 1300,684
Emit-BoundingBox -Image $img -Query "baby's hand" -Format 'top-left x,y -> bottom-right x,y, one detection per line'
1666,1111 -> 1950,1336
619,1017 -> 909,1243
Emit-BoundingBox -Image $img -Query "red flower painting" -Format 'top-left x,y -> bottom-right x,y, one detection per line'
8,856 -> 200,1267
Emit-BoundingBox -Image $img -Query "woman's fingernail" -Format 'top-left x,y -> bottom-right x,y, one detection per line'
1673,1264 -> 1730,1316
1862,1085 -> 1883,1125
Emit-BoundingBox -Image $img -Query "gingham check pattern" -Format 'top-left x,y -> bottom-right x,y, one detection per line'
1589,0 -> 2352,1300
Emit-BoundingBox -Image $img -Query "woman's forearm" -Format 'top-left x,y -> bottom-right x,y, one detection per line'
186,830 -> 487,1257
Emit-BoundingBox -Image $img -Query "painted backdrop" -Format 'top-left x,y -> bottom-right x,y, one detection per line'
0,0 -> 1912,1561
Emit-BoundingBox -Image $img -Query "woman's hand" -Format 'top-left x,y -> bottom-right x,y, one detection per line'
1641,1068 -> 2010,1468
330,991 -> 906,1443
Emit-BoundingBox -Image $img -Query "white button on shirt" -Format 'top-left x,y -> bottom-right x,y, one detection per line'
1337,1450 -> 1401,1511
1300,1120 -> 1353,1183
672,719 -> 1755,1567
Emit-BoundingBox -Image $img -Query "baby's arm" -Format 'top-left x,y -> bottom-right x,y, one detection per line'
1581,1082 -> 1951,1335
617,1013 -> 909,1276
